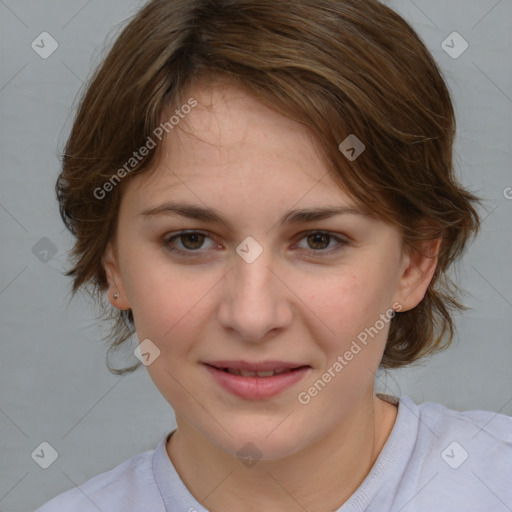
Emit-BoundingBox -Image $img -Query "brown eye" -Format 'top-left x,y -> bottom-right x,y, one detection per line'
164,231 -> 217,256
295,231 -> 349,257
306,232 -> 331,250
179,232 -> 206,250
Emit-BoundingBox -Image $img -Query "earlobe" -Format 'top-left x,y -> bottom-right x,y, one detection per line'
103,243 -> 131,310
393,238 -> 441,312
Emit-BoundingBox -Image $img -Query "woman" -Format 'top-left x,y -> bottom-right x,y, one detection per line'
36,0 -> 512,510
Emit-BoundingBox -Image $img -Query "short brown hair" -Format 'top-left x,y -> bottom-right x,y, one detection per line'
58,0 -> 481,374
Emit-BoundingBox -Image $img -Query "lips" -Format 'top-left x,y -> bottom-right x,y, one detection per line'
204,360 -> 308,374
223,368 -> 292,377
203,360 -> 311,399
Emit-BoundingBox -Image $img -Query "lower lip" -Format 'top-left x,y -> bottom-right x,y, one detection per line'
204,365 -> 310,400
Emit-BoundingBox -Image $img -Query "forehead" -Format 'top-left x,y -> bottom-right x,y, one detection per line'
123,81 -> 360,214
170,82 -> 329,181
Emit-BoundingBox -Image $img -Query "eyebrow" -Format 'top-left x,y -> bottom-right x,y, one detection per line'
139,201 -> 370,231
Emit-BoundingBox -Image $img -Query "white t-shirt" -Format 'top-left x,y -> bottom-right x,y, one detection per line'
34,395 -> 512,511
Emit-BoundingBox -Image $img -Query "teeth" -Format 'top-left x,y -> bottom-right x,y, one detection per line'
255,370 -> 275,377
224,368 -> 293,377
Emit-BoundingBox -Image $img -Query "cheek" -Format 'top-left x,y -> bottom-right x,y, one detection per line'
309,266 -> 396,361
123,251 -> 215,350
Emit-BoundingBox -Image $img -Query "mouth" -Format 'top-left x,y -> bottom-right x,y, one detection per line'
203,361 -> 312,400
204,360 -> 310,375
217,367 -> 299,377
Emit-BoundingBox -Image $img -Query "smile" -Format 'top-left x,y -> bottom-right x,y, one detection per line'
222,367 -> 295,377
203,361 -> 311,400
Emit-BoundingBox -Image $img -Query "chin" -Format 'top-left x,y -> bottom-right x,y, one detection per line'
207,419 -> 315,463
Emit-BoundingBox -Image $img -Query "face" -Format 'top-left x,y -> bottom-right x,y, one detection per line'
104,81 -> 437,460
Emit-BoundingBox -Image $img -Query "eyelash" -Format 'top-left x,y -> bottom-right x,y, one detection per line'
163,230 -> 349,258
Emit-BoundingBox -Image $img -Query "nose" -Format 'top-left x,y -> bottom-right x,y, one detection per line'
217,240 -> 293,343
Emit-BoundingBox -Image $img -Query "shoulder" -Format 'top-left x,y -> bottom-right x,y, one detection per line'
398,396 -> 512,509
413,397 -> 512,460
415,398 -> 512,439
34,447 -> 163,512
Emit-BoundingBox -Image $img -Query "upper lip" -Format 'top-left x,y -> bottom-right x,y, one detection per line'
204,360 -> 309,371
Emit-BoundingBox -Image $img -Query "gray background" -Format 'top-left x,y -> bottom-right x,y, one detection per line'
0,1 -> 511,511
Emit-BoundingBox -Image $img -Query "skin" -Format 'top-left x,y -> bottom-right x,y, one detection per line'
103,80 -> 440,512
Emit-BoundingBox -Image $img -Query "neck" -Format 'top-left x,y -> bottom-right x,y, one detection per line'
166,391 -> 397,512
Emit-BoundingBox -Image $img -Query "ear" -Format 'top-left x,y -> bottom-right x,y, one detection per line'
392,238 -> 441,312
103,242 -> 131,310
